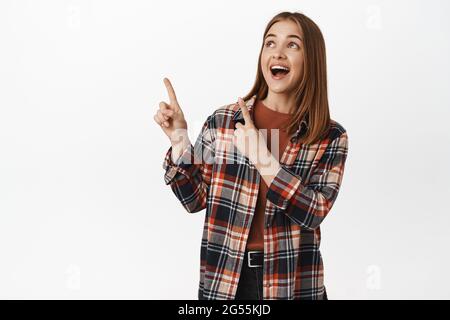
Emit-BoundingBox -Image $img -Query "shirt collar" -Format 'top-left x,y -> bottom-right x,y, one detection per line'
232,94 -> 309,140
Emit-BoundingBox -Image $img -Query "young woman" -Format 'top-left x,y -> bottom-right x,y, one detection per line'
154,11 -> 348,300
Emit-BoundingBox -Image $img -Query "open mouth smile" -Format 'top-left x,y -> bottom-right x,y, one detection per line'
270,65 -> 290,80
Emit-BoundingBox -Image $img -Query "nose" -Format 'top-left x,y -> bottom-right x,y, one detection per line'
273,54 -> 286,61
272,51 -> 287,60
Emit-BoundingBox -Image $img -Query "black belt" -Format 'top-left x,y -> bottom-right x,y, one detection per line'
245,250 -> 263,268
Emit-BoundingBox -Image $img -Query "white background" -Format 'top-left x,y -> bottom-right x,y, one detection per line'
0,0 -> 449,299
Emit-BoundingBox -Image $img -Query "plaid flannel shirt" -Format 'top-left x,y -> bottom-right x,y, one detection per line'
162,94 -> 348,300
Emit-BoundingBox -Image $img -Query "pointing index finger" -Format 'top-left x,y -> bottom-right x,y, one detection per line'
238,97 -> 251,123
163,77 -> 179,107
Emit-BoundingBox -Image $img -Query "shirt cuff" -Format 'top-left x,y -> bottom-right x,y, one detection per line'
162,143 -> 195,185
266,165 -> 303,210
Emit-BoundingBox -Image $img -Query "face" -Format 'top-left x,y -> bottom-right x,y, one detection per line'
261,19 -> 304,95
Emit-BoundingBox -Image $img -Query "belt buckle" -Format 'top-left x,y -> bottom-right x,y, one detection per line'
247,251 -> 262,268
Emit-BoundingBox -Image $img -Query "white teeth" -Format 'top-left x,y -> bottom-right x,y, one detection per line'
270,65 -> 290,72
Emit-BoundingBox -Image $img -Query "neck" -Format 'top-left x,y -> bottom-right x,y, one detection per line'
261,91 -> 297,114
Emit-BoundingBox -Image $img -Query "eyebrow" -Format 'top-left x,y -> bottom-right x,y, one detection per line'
265,33 -> 303,41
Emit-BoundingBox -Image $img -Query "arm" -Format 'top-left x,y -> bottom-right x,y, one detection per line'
162,115 -> 215,213
261,131 -> 349,230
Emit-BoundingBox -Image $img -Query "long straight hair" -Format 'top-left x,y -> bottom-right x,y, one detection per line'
242,11 -> 331,145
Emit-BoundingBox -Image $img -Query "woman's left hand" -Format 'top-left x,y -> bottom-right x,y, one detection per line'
233,97 -> 281,182
233,97 -> 265,164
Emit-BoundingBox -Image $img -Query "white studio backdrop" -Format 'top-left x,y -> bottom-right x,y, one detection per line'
0,0 -> 449,299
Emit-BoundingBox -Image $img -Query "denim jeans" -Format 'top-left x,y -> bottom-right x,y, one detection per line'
234,251 -> 264,300
234,251 -> 329,300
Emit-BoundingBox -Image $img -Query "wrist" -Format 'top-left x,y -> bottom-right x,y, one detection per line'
254,150 -> 280,176
170,131 -> 191,164
170,129 -> 189,146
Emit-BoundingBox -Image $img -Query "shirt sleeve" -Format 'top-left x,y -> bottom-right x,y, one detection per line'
266,131 -> 349,230
162,115 -> 215,213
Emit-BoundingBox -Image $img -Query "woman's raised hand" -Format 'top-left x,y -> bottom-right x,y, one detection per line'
154,78 -> 188,144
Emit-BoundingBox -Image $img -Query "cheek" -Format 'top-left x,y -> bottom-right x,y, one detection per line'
260,58 -> 271,80
260,56 -> 268,71
291,58 -> 304,77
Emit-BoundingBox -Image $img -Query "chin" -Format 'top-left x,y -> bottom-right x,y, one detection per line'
268,87 -> 289,94
264,76 -> 296,94
266,81 -> 292,93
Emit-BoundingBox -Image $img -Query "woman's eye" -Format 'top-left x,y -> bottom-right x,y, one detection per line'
265,41 -> 299,49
